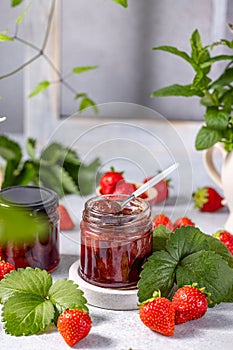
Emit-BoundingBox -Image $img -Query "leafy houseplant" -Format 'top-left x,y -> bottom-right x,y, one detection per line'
151,27 -> 233,152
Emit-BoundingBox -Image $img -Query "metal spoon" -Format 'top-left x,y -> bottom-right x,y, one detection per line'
120,162 -> 179,209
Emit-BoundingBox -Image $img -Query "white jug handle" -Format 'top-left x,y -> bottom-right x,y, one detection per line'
203,143 -> 227,190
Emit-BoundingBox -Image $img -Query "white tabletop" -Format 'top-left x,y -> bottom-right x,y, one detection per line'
1,123 -> 233,350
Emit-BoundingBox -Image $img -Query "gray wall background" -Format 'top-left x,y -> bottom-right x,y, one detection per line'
0,0 -> 232,134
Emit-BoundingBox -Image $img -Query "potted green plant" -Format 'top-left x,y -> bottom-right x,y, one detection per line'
151,27 -> 233,231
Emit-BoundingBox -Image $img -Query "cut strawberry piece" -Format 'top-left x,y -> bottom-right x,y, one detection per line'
144,176 -> 170,203
58,204 -> 75,231
113,180 -> 137,195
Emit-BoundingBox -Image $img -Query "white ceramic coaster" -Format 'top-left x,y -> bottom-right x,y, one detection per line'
69,260 -> 139,310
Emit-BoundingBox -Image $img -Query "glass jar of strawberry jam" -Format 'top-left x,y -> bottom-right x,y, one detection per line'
0,186 -> 59,272
79,195 -> 153,288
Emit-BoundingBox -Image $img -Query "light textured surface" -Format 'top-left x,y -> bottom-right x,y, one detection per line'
1,124 -> 233,349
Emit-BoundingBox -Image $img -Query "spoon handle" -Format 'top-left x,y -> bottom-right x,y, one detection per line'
120,163 -> 179,209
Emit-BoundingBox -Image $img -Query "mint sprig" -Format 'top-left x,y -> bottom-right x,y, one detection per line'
0,268 -> 88,336
151,28 -> 233,152
138,226 -> 233,306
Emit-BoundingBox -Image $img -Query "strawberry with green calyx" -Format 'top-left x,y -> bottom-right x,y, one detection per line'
99,166 -> 124,194
213,230 -> 233,255
152,214 -> 174,232
0,259 -> 15,280
172,284 -> 209,325
193,186 -> 224,212
57,309 -> 92,347
139,290 -> 175,336
173,217 -> 195,229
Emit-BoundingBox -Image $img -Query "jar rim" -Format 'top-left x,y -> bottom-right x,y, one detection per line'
83,194 -> 151,227
0,185 -> 58,211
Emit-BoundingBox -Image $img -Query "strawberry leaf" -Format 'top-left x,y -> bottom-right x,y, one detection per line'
0,268 -> 52,303
152,225 -> 171,252
166,226 -> 209,261
137,251 -> 177,302
2,293 -> 54,336
49,279 -> 88,313
176,250 -> 233,306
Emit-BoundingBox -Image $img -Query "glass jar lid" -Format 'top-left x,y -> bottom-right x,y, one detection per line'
0,186 -> 58,211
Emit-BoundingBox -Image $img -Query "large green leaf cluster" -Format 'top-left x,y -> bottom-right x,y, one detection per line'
138,225 -> 233,306
0,135 -> 100,198
151,29 -> 233,152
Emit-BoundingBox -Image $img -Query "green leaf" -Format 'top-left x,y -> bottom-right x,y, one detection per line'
152,225 -> 171,252
78,158 -> 101,195
79,97 -> 98,113
176,250 -> 233,306
0,135 -> 22,163
16,3 -> 31,24
151,84 -> 203,98
112,0 -> 128,8
204,107 -> 229,130
72,65 -> 98,74
190,29 -> 203,64
210,67 -> 233,90
166,226 -> 209,261
137,251 -> 177,302
29,81 -> 50,98
152,46 -> 193,66
0,33 -> 13,42
26,138 -> 37,161
2,293 -> 54,335
0,268 -> 52,303
39,164 -> 79,198
195,126 -> 222,150
49,279 -> 88,313
11,0 -> 24,7
200,55 -> 233,69
205,234 -> 233,268
0,207 -> 49,245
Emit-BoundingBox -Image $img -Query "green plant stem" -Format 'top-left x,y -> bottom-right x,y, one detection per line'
0,53 -> 41,80
0,0 -> 97,112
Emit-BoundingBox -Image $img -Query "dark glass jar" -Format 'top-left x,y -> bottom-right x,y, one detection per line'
79,195 -> 153,288
0,186 -> 59,272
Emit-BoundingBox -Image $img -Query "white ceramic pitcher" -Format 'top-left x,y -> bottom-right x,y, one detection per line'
204,142 -> 233,232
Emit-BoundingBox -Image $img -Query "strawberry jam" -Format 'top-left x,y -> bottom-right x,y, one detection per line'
0,186 -> 59,272
79,195 -> 152,288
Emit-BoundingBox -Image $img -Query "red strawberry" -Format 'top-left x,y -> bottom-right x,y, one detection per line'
213,230 -> 233,255
144,176 -> 170,203
113,180 -> 137,195
172,285 -> 208,324
0,259 -> 15,280
152,214 -> 174,232
139,291 -> 175,336
174,217 -> 195,229
57,309 -> 92,347
58,204 -> 75,231
99,167 -> 124,194
193,187 -> 223,212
